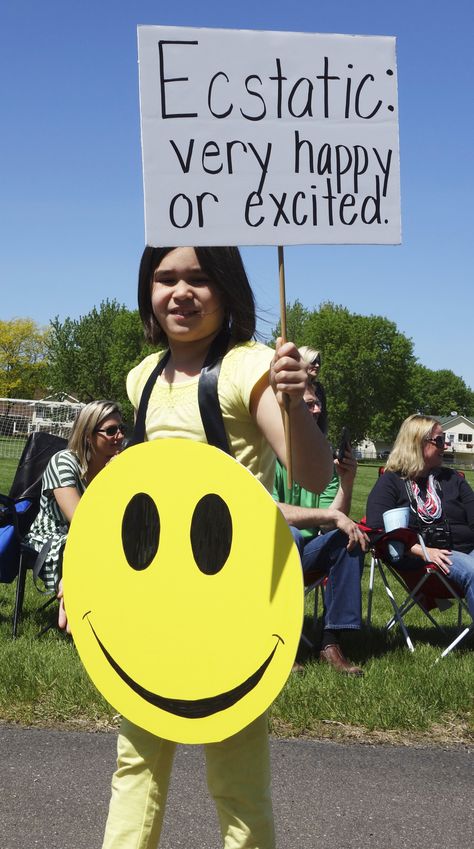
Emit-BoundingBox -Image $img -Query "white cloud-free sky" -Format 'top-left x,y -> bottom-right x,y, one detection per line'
1,1 -> 473,386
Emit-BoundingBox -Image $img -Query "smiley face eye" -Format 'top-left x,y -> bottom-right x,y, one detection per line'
190,494 -> 232,575
122,492 -> 160,570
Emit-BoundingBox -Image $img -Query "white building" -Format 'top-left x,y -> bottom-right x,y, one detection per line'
439,414 -> 474,459
355,414 -> 474,464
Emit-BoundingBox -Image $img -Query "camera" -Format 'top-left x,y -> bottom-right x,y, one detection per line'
419,520 -> 452,550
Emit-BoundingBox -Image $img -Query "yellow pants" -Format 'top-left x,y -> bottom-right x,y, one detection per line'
101,713 -> 275,849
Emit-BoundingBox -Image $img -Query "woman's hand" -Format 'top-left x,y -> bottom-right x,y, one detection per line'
270,338 -> 307,410
57,579 -> 71,634
412,543 -> 452,574
425,547 -> 452,574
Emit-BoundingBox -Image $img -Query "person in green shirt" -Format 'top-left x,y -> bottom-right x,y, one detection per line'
273,379 -> 369,675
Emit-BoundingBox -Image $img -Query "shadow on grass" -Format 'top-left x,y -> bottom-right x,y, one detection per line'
383,623 -> 474,650
296,620 -> 398,666
0,581 -> 61,640
297,613 -> 474,668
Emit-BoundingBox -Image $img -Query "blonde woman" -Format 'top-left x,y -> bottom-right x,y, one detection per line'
298,345 -> 321,380
366,414 -> 474,620
25,400 -> 124,591
298,346 -> 328,436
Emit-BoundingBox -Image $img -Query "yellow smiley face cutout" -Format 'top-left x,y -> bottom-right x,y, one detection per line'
63,439 -> 303,744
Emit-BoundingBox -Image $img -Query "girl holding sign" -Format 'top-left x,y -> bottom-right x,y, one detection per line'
99,245 -> 333,849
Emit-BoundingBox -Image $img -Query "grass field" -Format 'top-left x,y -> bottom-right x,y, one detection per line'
0,456 -> 21,493
0,435 -> 27,465
0,458 -> 473,744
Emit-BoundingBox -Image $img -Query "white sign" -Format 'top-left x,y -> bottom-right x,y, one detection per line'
138,26 -> 401,246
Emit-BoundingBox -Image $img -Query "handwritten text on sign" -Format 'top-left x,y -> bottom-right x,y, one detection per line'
138,27 -> 400,246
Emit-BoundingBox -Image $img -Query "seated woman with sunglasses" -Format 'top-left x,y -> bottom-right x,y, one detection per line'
298,346 -> 327,436
366,414 -> 474,621
25,400 -> 125,592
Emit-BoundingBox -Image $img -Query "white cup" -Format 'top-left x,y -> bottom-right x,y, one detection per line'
383,507 -> 410,562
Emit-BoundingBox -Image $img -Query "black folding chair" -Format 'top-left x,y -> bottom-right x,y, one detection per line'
12,519 -> 57,638
7,431 -> 67,636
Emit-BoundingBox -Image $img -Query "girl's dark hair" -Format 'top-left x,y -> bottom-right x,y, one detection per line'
138,246 -> 256,345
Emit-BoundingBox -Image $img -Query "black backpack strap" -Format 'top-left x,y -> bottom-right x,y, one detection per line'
198,330 -> 231,455
130,329 -> 232,455
130,350 -> 171,446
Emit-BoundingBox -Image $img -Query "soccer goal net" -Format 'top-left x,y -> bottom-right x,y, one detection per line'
0,397 -> 84,459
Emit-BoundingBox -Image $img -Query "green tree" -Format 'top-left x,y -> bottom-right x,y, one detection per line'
47,301 -> 150,420
409,365 -> 474,417
0,318 -> 49,398
272,301 -> 415,443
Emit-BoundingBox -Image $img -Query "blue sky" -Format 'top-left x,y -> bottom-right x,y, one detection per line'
1,1 -> 473,387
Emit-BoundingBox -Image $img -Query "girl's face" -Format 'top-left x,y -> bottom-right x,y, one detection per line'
151,247 -> 225,345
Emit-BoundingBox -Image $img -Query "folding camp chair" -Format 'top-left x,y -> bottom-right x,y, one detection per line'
6,431 -> 67,636
11,516 -> 58,639
364,464 -> 472,656
0,492 -> 57,637
300,568 -> 327,650
9,431 -> 67,502
363,523 -> 472,659
365,467 -> 387,628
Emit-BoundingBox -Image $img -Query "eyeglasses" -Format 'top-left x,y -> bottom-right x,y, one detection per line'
425,435 -> 446,449
95,424 -> 126,437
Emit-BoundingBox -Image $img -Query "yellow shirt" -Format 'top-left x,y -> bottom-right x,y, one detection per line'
127,341 -> 276,492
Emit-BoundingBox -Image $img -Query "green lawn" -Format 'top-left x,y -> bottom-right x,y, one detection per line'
0,455 -> 21,494
0,435 -> 27,461
1,460 -> 472,743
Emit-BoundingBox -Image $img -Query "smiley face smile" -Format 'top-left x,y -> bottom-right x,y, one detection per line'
85,613 -> 284,719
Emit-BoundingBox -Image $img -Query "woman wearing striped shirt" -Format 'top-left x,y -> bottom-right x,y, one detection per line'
25,400 -> 125,591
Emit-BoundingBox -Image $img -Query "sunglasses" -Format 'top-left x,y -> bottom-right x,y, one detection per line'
426,435 -> 446,449
95,424 -> 126,437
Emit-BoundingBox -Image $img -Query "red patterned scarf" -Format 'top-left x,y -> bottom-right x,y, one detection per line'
410,474 -> 442,522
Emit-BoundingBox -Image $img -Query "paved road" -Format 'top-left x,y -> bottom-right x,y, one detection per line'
1,725 -> 472,849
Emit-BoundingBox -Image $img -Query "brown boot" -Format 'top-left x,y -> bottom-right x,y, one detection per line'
319,644 -> 363,676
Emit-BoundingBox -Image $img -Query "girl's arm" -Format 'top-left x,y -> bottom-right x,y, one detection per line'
251,339 -> 333,493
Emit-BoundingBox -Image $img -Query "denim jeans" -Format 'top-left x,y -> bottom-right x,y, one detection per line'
291,528 -> 364,630
444,550 -> 474,618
